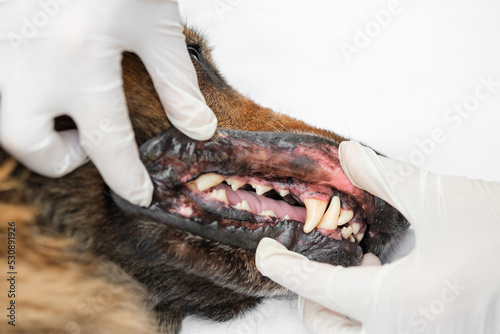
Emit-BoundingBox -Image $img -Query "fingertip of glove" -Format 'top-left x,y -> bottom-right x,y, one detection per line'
133,177 -> 154,208
339,140 -> 384,190
173,106 -> 217,141
112,169 -> 154,208
255,237 -> 286,271
255,238 -> 307,274
339,141 -> 369,188
134,184 -> 154,208
360,253 -> 382,267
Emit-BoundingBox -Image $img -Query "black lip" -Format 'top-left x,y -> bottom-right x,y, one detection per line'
112,192 -> 362,265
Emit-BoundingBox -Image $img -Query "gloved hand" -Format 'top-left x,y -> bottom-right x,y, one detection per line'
0,0 -> 216,207
256,141 -> 500,334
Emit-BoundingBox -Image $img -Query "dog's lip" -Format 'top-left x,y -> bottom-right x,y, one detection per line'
113,190 -> 363,265
112,127 -> 383,264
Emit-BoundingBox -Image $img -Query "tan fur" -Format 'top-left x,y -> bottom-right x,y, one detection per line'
0,162 -> 157,333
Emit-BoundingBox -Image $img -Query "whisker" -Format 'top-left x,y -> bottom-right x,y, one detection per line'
253,117 -> 283,132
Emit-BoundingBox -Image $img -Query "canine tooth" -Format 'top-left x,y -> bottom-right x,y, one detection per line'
210,189 -> 229,204
317,196 -> 341,230
303,198 -> 328,233
186,182 -> 199,191
282,215 -> 290,220
226,178 -> 246,191
233,200 -> 252,212
341,226 -> 353,239
278,189 -> 290,197
352,222 -> 362,235
258,210 -> 277,217
337,209 -> 354,226
254,185 -> 273,196
195,173 -> 225,192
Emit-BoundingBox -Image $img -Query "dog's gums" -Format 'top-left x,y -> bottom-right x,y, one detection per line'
113,127 -> 403,265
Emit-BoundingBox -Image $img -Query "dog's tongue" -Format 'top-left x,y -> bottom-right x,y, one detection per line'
213,183 -> 307,223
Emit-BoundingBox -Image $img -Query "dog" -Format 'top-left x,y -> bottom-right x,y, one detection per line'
0,29 -> 409,333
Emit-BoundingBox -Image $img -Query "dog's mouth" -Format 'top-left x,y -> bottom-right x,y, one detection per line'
113,128 -> 406,265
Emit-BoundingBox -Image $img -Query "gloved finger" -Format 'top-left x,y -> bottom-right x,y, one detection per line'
338,141 -> 432,225
256,238 -> 390,323
73,98 -> 153,207
136,4 -> 217,140
360,252 -> 382,266
0,95 -> 86,177
72,51 -> 153,207
299,297 -> 362,334
296,254 -> 380,333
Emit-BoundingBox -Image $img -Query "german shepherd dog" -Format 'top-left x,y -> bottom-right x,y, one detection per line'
0,29 -> 409,333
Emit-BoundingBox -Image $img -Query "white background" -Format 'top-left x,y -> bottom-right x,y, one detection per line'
178,1 -> 500,333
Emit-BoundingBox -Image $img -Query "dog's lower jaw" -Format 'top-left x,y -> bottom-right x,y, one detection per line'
89,205 -> 289,329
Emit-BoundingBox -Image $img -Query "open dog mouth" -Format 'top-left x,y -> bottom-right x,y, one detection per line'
113,128 -> 405,265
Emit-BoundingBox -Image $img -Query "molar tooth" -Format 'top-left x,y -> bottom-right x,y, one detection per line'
317,196 -> 341,230
195,173 -> 225,192
210,189 -> 229,204
226,178 -> 246,191
233,200 -> 251,212
282,215 -> 290,220
278,189 -> 290,197
341,226 -> 353,239
303,198 -> 328,233
337,209 -> 354,226
352,222 -> 362,235
258,210 -> 277,217
254,184 -> 273,196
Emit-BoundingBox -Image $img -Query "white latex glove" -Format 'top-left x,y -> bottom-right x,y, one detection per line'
0,0 -> 216,206
256,141 -> 500,334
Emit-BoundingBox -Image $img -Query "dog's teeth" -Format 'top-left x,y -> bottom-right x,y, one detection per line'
351,222 -> 362,235
210,189 -> 229,204
303,198 -> 328,233
282,214 -> 290,220
356,232 -> 364,242
194,173 -> 225,192
337,209 -> 354,226
186,182 -> 199,191
317,196 -> 340,230
349,235 -> 356,243
253,184 -> 273,196
233,200 -> 252,212
258,210 -> 277,217
341,226 -> 353,239
278,189 -> 290,197
226,178 -> 245,191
